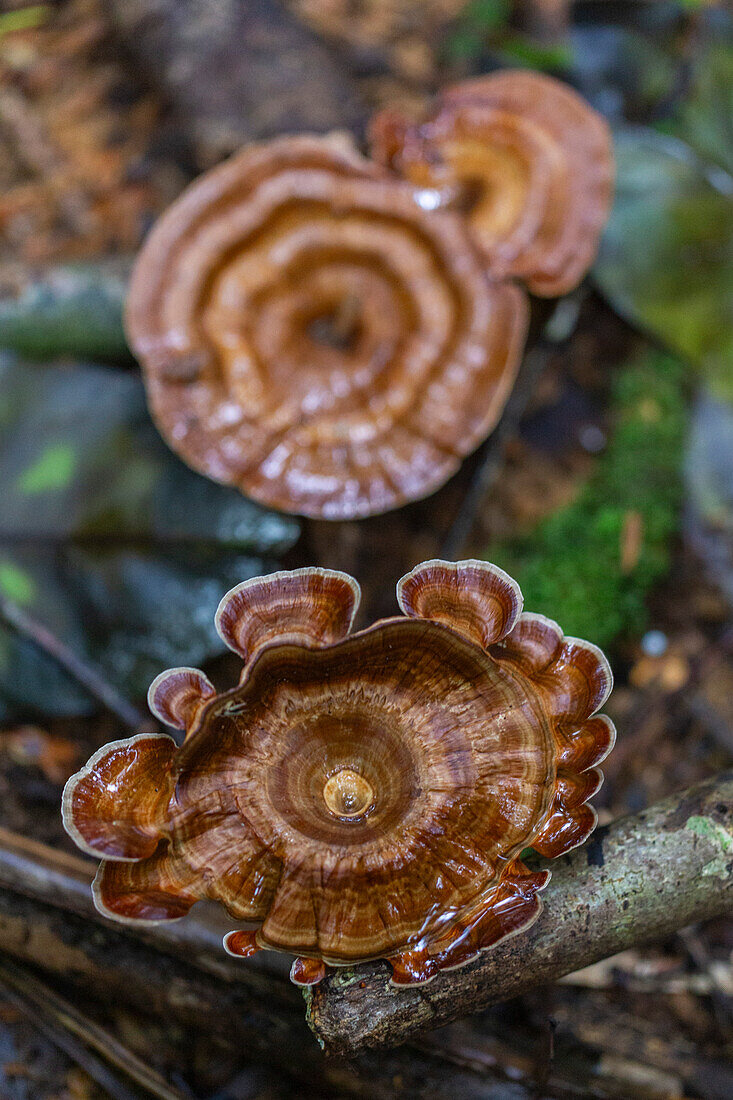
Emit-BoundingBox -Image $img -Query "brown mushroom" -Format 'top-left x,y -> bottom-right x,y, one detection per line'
370,70 -> 614,297
63,560 -> 614,988
125,134 -> 527,519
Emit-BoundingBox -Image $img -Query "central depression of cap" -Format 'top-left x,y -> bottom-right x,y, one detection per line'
170,619 -> 555,959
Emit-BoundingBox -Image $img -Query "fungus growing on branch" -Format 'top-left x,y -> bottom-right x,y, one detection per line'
126,135 -> 527,519
63,561 -> 614,988
370,71 -> 614,297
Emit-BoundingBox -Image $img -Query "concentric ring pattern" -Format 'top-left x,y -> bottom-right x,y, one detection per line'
63,561 -> 615,988
126,135 -> 528,518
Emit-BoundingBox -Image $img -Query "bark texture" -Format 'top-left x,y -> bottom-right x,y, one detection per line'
307,772 -> 733,1055
0,826 -> 290,986
0,889 -> 316,1072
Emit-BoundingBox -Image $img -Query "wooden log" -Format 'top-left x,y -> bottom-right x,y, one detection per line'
2,792 -> 730,1097
0,887 -> 540,1097
0,959 -> 188,1100
0,888 -> 318,1075
307,772 -> 733,1055
0,826 -> 291,989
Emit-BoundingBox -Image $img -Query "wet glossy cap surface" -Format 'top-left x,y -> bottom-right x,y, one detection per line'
370,71 -> 614,297
63,561 -> 615,987
126,135 -> 528,518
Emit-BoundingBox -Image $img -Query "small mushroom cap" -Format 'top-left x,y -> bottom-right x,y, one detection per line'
397,559 -> 522,648
148,668 -> 216,731
166,618 -> 559,960
215,567 -> 360,662
62,734 -> 177,862
370,70 -> 614,297
126,134 -> 528,519
62,562 -> 614,985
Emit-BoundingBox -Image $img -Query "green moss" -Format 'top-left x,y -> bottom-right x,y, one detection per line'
486,353 -> 688,649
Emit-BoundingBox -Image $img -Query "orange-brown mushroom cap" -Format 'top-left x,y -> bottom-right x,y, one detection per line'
370,70 -> 614,297
62,562 -> 614,987
125,134 -> 528,519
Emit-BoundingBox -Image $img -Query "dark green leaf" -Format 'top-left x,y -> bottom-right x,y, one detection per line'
594,128 -> 733,401
498,36 -> 573,74
462,0 -> 510,33
684,388 -> 733,607
0,357 -> 300,719
678,46 -> 733,177
569,26 -> 678,121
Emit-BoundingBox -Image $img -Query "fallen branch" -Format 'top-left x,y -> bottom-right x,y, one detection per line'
0,888 -> 544,1098
0,959 -> 188,1100
0,826 -> 290,989
0,888 -> 317,1079
1,792 -> 730,1097
307,772 -> 733,1055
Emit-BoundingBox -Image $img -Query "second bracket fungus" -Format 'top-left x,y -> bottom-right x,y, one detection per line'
126,134 -> 527,520
370,70 -> 614,297
63,561 -> 615,989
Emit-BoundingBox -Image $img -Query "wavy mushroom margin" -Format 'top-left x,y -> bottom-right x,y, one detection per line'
62,560 -> 615,987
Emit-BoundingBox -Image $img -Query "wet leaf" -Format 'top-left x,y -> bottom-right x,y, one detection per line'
0,357 -> 300,719
0,546 -> 273,721
0,358 -> 299,552
594,127 -> 733,401
569,26 -> 678,121
17,443 -> 78,495
677,46 -> 733,178
0,4 -> 50,38
684,388 -> 733,608
0,561 -> 36,606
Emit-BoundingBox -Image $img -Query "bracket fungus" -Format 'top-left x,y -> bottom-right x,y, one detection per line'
125,133 -> 527,519
63,561 -> 615,989
370,70 -> 614,297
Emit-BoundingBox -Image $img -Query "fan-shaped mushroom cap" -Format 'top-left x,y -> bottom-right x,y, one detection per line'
62,562 -> 614,987
370,71 -> 614,297
214,567 -> 360,662
148,668 -> 216,730
125,134 -> 527,519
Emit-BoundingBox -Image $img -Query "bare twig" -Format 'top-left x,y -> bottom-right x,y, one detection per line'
0,592 -> 148,730
307,772 -> 733,1055
0,959 -> 189,1100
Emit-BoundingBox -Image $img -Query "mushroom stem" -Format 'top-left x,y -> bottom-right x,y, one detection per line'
306,771 -> 733,1055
